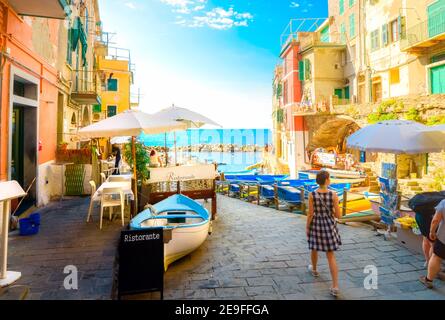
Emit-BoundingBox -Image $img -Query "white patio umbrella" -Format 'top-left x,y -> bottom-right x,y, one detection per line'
78,109 -> 187,209
422,124 -> 445,133
153,104 -> 222,165
110,136 -> 131,144
346,120 -> 445,154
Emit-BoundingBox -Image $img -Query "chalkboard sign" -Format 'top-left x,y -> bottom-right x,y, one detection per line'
118,228 -> 164,299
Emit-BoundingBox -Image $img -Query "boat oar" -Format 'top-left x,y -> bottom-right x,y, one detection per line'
12,177 -> 36,217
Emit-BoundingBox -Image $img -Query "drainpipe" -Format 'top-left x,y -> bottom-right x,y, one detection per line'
361,0 -> 372,103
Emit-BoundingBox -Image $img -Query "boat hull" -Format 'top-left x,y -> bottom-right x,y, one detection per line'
164,221 -> 210,270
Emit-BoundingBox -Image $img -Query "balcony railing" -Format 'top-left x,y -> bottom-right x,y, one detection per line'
106,46 -> 131,62
299,32 -> 344,52
331,96 -> 351,106
280,17 -> 328,49
401,8 -> 445,51
286,102 -> 331,116
71,70 -> 101,105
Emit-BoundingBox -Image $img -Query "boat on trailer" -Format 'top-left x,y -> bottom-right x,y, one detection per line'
130,194 -> 210,270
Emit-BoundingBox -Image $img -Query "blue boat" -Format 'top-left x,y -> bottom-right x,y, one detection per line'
130,194 -> 210,270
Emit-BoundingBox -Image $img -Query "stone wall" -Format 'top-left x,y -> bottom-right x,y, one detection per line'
333,94 -> 445,127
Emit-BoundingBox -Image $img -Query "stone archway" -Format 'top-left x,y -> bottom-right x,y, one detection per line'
306,117 -> 361,156
82,106 -> 90,127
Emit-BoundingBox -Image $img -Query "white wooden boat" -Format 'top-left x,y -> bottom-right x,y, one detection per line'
130,194 -> 210,270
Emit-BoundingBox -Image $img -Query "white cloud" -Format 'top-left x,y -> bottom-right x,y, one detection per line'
125,2 -> 137,9
290,2 -> 300,8
160,1 -> 253,30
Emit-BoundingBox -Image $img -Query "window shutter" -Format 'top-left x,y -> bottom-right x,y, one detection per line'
304,59 -> 311,80
299,60 -> 305,81
93,104 -> 102,113
398,15 -> 406,39
382,24 -> 388,46
276,83 -> 282,98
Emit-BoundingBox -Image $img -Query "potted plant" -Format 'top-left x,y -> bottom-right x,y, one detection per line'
124,141 -> 150,183
58,141 -> 69,151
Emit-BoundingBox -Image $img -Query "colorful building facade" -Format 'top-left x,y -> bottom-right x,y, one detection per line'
95,45 -> 134,156
272,0 -> 445,176
57,0 -> 101,149
0,0 -> 70,207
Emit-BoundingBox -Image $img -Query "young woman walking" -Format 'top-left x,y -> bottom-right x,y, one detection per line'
306,170 -> 342,297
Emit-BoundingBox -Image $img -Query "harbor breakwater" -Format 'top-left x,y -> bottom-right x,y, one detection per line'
140,128 -> 271,149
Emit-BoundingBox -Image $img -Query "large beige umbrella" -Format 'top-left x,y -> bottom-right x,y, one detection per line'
153,104 -> 222,164
347,120 -> 445,154
78,109 -> 187,210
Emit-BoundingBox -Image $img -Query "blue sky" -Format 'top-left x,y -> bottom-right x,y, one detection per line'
98,0 -> 328,128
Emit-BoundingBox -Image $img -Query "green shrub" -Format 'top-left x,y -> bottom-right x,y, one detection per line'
124,141 -> 150,181
429,167 -> 445,191
367,99 -> 401,123
426,115 -> 445,126
405,107 -> 423,122
367,111 -> 398,124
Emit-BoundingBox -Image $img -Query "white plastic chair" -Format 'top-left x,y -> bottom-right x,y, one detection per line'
87,180 -> 96,222
119,162 -> 130,174
107,175 -> 131,206
108,175 -> 128,182
100,172 -> 107,185
100,187 -> 125,230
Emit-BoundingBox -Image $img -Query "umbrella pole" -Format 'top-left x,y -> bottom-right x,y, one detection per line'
174,131 -> 177,166
164,132 -> 168,167
132,136 -> 138,213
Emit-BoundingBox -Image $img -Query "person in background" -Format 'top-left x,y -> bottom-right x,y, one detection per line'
415,209 -> 435,268
420,199 -> 445,288
307,170 -> 342,297
149,149 -> 162,168
111,144 -> 121,175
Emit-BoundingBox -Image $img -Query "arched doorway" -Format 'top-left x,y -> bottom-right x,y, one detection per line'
306,117 -> 362,169
82,106 -> 90,127
307,117 -> 360,155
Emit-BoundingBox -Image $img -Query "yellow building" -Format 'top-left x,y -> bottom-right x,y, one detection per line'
94,44 -> 134,156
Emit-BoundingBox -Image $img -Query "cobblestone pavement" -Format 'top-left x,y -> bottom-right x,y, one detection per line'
5,197 -> 123,300
4,195 -> 445,300
161,195 -> 445,300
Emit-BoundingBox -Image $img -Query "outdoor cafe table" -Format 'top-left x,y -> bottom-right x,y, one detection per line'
92,180 -> 134,203
106,173 -> 133,182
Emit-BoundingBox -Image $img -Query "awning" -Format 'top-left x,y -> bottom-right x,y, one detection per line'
8,0 -> 71,19
70,17 -> 88,66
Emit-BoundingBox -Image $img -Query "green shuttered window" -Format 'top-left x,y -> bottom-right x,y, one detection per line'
299,60 -> 305,81
320,25 -> 330,42
349,14 -> 356,38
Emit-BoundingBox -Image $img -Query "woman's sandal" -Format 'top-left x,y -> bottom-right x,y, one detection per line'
307,265 -> 320,277
419,276 -> 434,289
330,287 -> 340,297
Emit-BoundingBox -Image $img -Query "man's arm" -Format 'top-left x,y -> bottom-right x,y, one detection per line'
430,211 -> 443,241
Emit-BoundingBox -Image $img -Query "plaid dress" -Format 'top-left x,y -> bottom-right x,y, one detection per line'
308,190 -> 342,252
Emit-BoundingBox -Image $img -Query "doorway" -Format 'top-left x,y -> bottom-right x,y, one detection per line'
9,68 -> 39,214
11,104 -> 37,214
372,78 -> 382,103
11,107 -> 24,186
430,64 -> 445,94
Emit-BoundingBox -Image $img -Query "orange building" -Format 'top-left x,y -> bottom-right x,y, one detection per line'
0,1 -> 69,208
279,40 -> 308,177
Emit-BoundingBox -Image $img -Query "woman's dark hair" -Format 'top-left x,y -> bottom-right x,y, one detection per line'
316,170 -> 330,186
150,149 -> 156,157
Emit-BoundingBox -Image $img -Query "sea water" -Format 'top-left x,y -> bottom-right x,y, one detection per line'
140,129 -> 271,172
